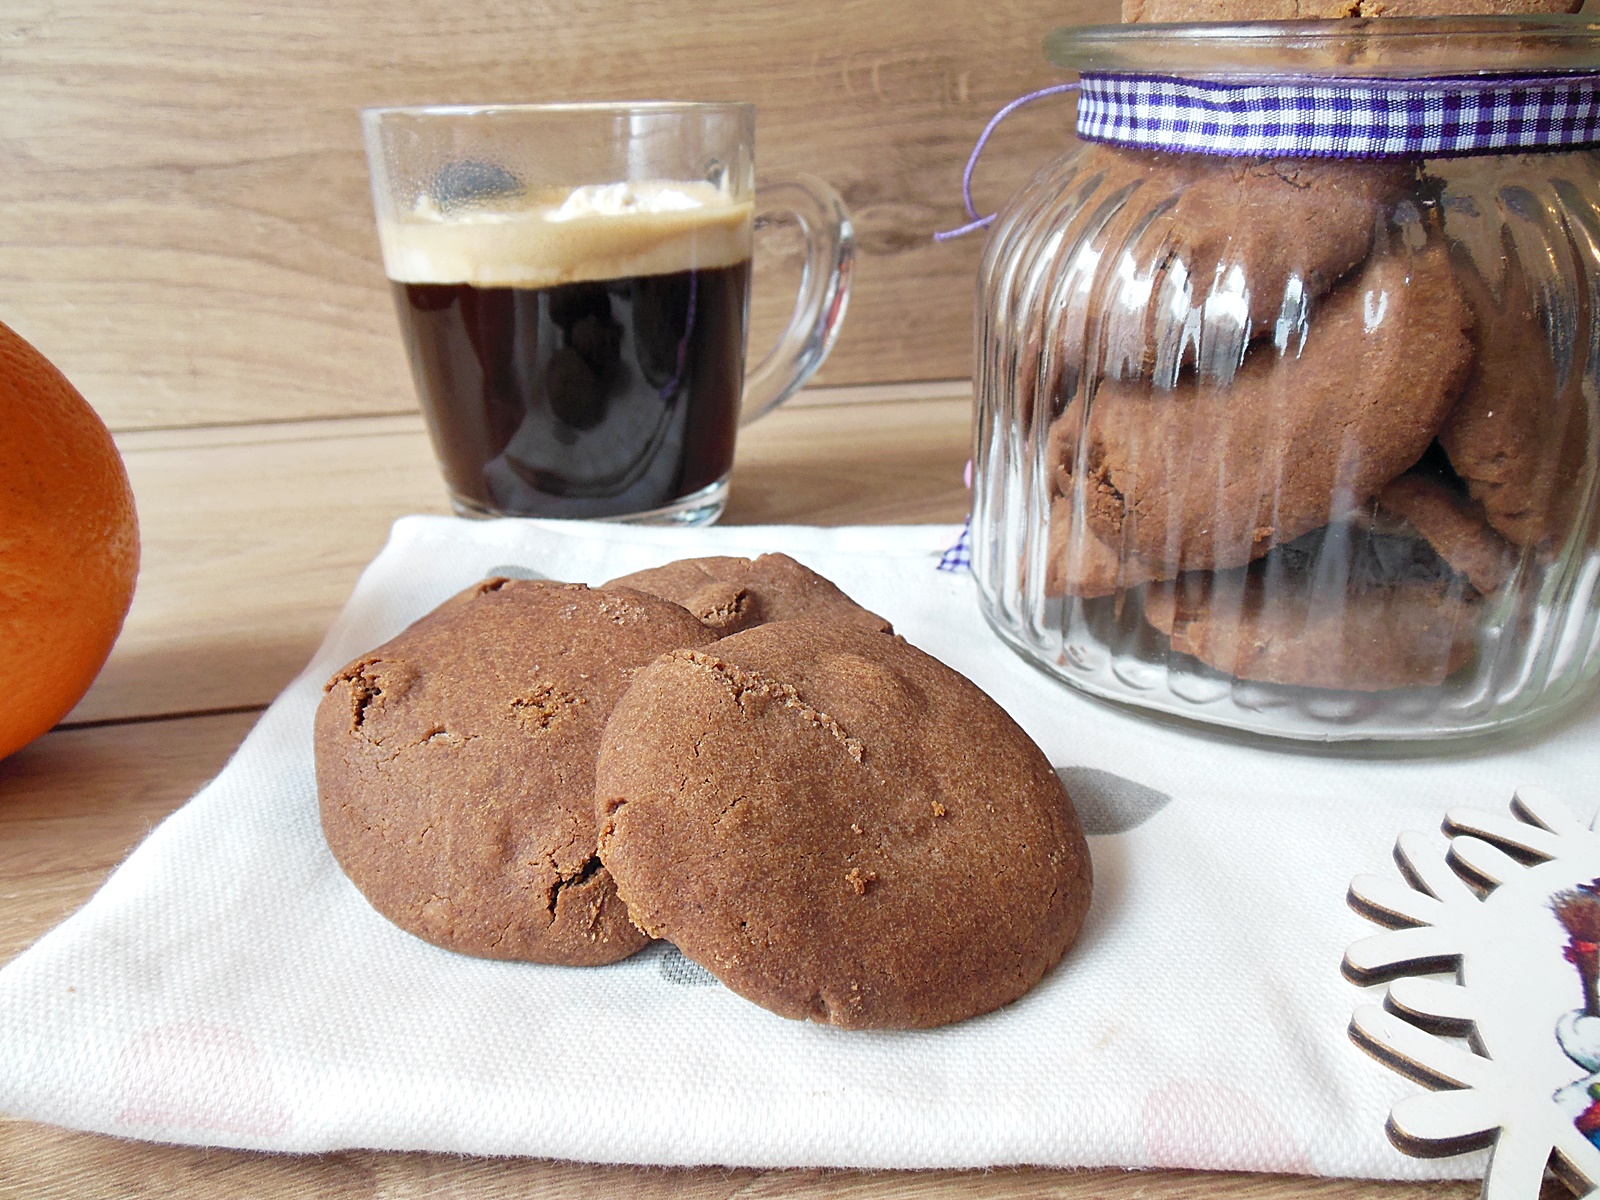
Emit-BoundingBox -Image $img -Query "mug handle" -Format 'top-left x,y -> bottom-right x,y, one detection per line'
741,172 -> 855,425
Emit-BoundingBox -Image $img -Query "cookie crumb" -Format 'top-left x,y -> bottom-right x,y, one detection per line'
846,867 -> 877,896
599,597 -> 646,624
931,802 -> 946,817
510,684 -> 586,733
696,585 -> 750,627
851,823 -> 863,835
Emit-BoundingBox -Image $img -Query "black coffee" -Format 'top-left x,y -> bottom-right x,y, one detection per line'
393,260 -> 750,519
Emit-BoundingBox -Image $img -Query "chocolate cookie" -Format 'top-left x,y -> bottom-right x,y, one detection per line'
1378,469 -> 1517,595
1439,254 -> 1588,548
1013,148 -> 1414,426
1080,244 -> 1475,576
1044,492 -> 1165,598
1118,147 -> 1412,351
1054,146 -> 1415,387
595,621 -> 1092,1029
1046,401 -> 1081,499
1142,525 -> 1480,691
605,553 -> 891,636
315,577 -> 717,965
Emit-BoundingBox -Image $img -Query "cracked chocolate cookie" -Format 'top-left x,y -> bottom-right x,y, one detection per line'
1080,244 -> 1475,576
1100,145 -> 1413,359
1044,491 -> 1167,598
605,553 -> 891,637
595,620 -> 1092,1029
1142,524 -> 1481,691
1378,467 -> 1517,595
1440,253 -> 1589,548
315,577 -> 716,965
1030,145 -> 1416,399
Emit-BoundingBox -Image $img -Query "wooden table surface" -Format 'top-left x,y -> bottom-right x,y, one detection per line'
0,383 -> 1485,1200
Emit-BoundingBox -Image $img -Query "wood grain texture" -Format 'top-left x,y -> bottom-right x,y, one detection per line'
0,712 -> 259,964
64,389 -> 970,725
0,1121 -> 1482,1199
65,413 -> 449,725
0,0 -> 1108,432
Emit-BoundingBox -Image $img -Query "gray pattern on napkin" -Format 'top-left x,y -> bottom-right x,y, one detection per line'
1055,767 -> 1173,836
658,945 -> 717,987
485,564 -> 547,581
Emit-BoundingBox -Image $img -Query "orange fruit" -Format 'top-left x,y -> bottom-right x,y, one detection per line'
0,320 -> 139,761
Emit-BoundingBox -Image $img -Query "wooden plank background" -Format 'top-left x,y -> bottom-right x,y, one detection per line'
0,0 -> 1114,433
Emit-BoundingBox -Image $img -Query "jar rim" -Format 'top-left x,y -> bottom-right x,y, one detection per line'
1044,15 -> 1600,77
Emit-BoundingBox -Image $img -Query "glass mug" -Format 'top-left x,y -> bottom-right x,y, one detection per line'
362,102 -> 853,524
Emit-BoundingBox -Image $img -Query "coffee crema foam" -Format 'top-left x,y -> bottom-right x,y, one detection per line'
379,180 -> 754,288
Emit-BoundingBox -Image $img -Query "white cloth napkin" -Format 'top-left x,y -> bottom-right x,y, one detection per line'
5,515 -> 1597,1177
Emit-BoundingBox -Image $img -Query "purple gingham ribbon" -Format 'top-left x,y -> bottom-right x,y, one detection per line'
937,519 -> 972,573
1079,71 -> 1600,158
937,70 -> 1600,240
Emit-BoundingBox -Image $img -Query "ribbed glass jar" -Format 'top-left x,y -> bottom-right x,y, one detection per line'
972,19 -> 1600,742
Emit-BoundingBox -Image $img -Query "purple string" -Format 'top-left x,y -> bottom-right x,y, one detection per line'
933,82 -> 1081,242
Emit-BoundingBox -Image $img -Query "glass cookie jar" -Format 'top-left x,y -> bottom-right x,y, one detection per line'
971,18 -> 1600,742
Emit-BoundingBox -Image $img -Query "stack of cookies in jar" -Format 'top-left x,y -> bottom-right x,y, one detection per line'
1037,0 -> 1594,696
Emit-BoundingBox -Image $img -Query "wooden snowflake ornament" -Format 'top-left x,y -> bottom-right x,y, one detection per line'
1345,786 -> 1600,1199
